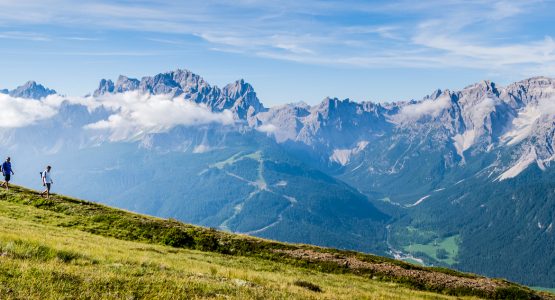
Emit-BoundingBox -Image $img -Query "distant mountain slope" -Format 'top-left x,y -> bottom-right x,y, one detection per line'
389,164 -> 555,288
7,127 -> 390,255
0,185 -> 551,299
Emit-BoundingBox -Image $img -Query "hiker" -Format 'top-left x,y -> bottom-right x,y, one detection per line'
40,165 -> 53,199
1,157 -> 14,190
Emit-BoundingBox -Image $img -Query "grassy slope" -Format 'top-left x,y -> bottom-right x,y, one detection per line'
0,185 -> 551,300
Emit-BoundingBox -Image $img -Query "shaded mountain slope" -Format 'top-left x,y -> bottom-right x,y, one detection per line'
36,130 -> 390,255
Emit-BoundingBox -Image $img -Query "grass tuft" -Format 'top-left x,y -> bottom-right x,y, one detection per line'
0,239 -> 85,264
293,280 -> 322,292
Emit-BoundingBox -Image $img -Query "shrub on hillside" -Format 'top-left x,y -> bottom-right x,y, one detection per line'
161,228 -> 194,247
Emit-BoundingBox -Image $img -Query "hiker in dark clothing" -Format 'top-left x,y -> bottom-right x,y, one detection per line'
1,157 -> 14,190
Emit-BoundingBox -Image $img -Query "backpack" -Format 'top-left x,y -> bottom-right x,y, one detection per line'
39,171 -> 43,179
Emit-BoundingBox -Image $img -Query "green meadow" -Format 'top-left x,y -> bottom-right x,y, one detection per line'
0,186 -> 550,299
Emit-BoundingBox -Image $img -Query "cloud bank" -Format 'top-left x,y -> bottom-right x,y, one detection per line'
84,92 -> 235,141
0,94 -> 58,127
0,92 -> 235,141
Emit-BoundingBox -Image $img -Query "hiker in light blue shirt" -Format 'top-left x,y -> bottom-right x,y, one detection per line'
40,165 -> 53,199
1,157 -> 14,190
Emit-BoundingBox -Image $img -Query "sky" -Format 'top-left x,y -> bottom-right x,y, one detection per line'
0,0 -> 554,106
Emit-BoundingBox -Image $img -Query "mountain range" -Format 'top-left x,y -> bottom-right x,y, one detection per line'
1,69 -> 554,288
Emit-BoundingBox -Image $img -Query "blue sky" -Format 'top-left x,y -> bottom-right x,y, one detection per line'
0,0 -> 554,106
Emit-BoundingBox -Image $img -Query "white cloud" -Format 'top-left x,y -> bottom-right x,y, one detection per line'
0,31 -> 50,41
256,123 -> 278,133
84,91 -> 235,141
395,95 -> 451,122
412,34 -> 555,69
0,91 -> 235,141
0,0 -> 552,74
62,36 -> 99,41
43,94 -> 94,109
0,94 -> 58,127
490,1 -> 525,20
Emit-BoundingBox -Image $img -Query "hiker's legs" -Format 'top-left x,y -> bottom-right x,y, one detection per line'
3,175 -> 10,190
40,185 -> 48,197
45,183 -> 51,198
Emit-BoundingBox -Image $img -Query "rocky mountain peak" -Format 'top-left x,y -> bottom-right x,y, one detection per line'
8,81 -> 57,99
172,69 -> 208,88
502,76 -> 555,108
219,79 -> 264,119
314,97 -> 354,114
94,69 -> 210,98
519,76 -> 553,85
91,69 -> 264,121
423,89 -> 443,101
115,75 -> 140,93
222,79 -> 251,97
459,80 -> 500,100
93,79 -> 115,97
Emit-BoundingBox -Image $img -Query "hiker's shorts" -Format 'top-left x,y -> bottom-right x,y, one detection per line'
45,183 -> 51,191
4,174 -> 10,182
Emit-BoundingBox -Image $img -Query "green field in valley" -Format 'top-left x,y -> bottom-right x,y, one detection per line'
404,235 -> 459,266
